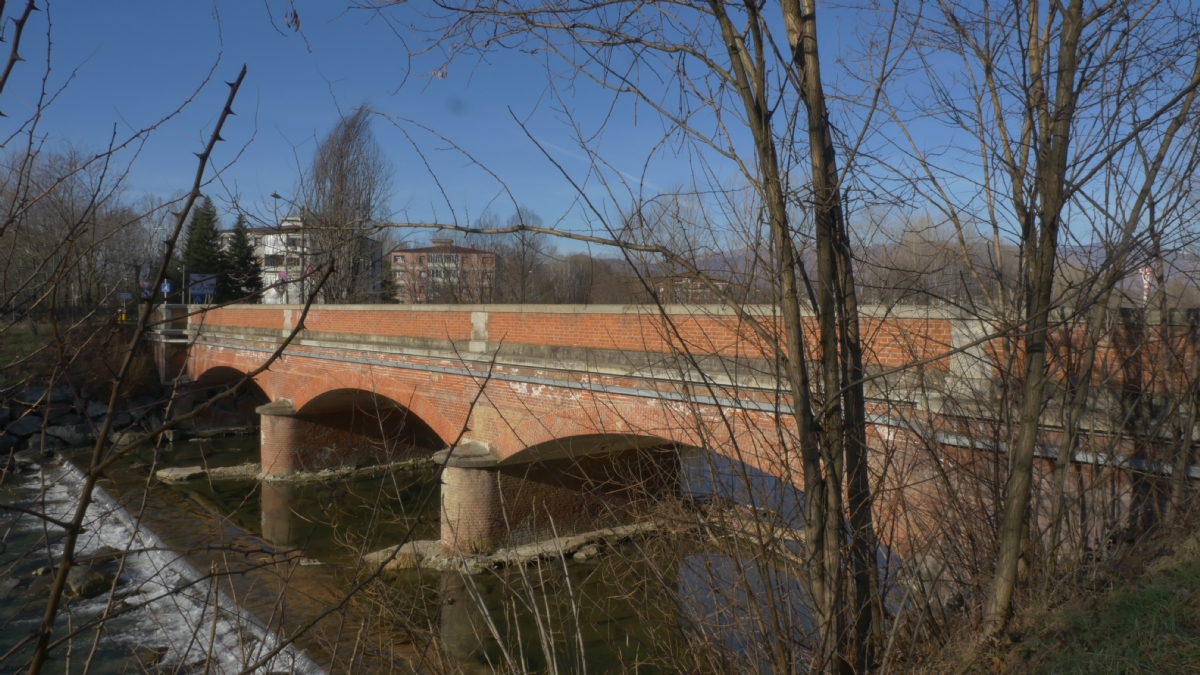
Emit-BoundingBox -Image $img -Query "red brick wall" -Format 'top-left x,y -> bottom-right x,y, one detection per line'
189,305 -> 958,368
260,413 -> 298,477
185,304 -> 1191,556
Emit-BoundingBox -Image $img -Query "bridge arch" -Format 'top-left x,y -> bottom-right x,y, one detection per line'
290,372 -> 457,448
191,365 -> 270,402
182,364 -> 271,428
488,403 -> 708,463
486,405 -> 808,536
487,402 -> 791,486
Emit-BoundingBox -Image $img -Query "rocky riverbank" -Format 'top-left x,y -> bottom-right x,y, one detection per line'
1,383 -> 260,459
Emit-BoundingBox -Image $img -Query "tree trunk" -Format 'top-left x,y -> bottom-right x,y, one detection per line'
781,0 -> 882,668
984,0 -> 1085,635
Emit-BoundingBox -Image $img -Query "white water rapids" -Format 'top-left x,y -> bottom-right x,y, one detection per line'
12,461 -> 324,674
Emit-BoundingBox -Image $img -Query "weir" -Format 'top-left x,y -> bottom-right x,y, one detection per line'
3,459 -> 323,674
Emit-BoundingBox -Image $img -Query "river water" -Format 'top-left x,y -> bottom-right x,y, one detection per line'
0,437 -> 815,674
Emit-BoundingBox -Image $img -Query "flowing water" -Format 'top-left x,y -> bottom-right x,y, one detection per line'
0,445 -> 324,674
0,436 -> 814,674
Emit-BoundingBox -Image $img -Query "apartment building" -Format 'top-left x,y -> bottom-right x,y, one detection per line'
220,216 -> 382,304
390,238 -> 495,304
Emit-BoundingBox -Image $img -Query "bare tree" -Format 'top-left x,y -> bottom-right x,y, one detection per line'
874,0 -> 1200,635
300,107 -> 394,304
390,1 -> 909,670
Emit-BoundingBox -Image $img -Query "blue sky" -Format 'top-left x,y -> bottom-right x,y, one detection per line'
11,1 -> 733,246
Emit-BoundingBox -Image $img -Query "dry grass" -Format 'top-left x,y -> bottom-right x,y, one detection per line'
918,530 -> 1200,675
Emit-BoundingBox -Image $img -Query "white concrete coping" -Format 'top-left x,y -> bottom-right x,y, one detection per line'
165,303 -> 967,319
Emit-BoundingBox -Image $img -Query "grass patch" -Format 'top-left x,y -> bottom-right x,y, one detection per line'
1005,559 -> 1200,674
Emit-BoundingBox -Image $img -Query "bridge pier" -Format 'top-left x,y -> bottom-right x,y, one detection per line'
435,440 -> 675,555
436,441 -> 503,555
257,400 -> 299,477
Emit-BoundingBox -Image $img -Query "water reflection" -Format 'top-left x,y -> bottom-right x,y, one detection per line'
260,482 -> 298,549
423,544 -> 821,675
439,572 -> 494,668
679,553 -> 815,672
680,450 -> 806,528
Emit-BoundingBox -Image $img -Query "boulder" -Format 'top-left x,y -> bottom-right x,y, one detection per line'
81,546 -> 125,564
45,424 -> 91,447
42,404 -> 76,422
54,413 -> 83,426
66,565 -> 115,599
108,430 -> 146,446
110,411 -> 133,428
14,447 -> 56,464
135,647 -> 168,669
23,435 -> 62,452
156,466 -> 207,483
126,395 -> 159,420
0,433 -> 21,455
0,576 -> 21,599
0,407 -> 10,425
18,385 -> 73,405
86,401 -> 110,419
5,415 -> 43,438
16,386 -> 45,405
573,544 -> 601,562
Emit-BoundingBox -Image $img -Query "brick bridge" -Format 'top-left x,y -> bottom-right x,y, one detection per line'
150,304 -> 1195,556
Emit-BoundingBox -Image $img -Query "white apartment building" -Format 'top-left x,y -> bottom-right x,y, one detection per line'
220,216 -> 383,304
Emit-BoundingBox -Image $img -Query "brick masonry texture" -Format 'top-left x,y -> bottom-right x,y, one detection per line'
175,304 -> 1196,555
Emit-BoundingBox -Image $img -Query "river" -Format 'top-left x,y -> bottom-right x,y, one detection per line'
0,436 -> 813,674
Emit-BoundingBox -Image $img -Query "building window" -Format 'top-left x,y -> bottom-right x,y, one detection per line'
483,256 -> 493,265
264,255 -> 283,267
394,270 -> 405,278
394,255 -> 404,264
419,256 -> 425,263
419,271 -> 427,278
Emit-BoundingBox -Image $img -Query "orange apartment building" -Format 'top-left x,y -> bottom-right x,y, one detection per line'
389,238 -> 496,304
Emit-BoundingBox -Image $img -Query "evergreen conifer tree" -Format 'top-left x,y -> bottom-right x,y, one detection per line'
180,196 -> 223,301
222,215 -> 263,302
379,256 -> 401,304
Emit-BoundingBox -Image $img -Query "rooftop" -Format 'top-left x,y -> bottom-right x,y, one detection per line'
392,238 -> 493,256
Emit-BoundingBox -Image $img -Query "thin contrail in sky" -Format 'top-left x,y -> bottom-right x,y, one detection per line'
538,139 -> 661,192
